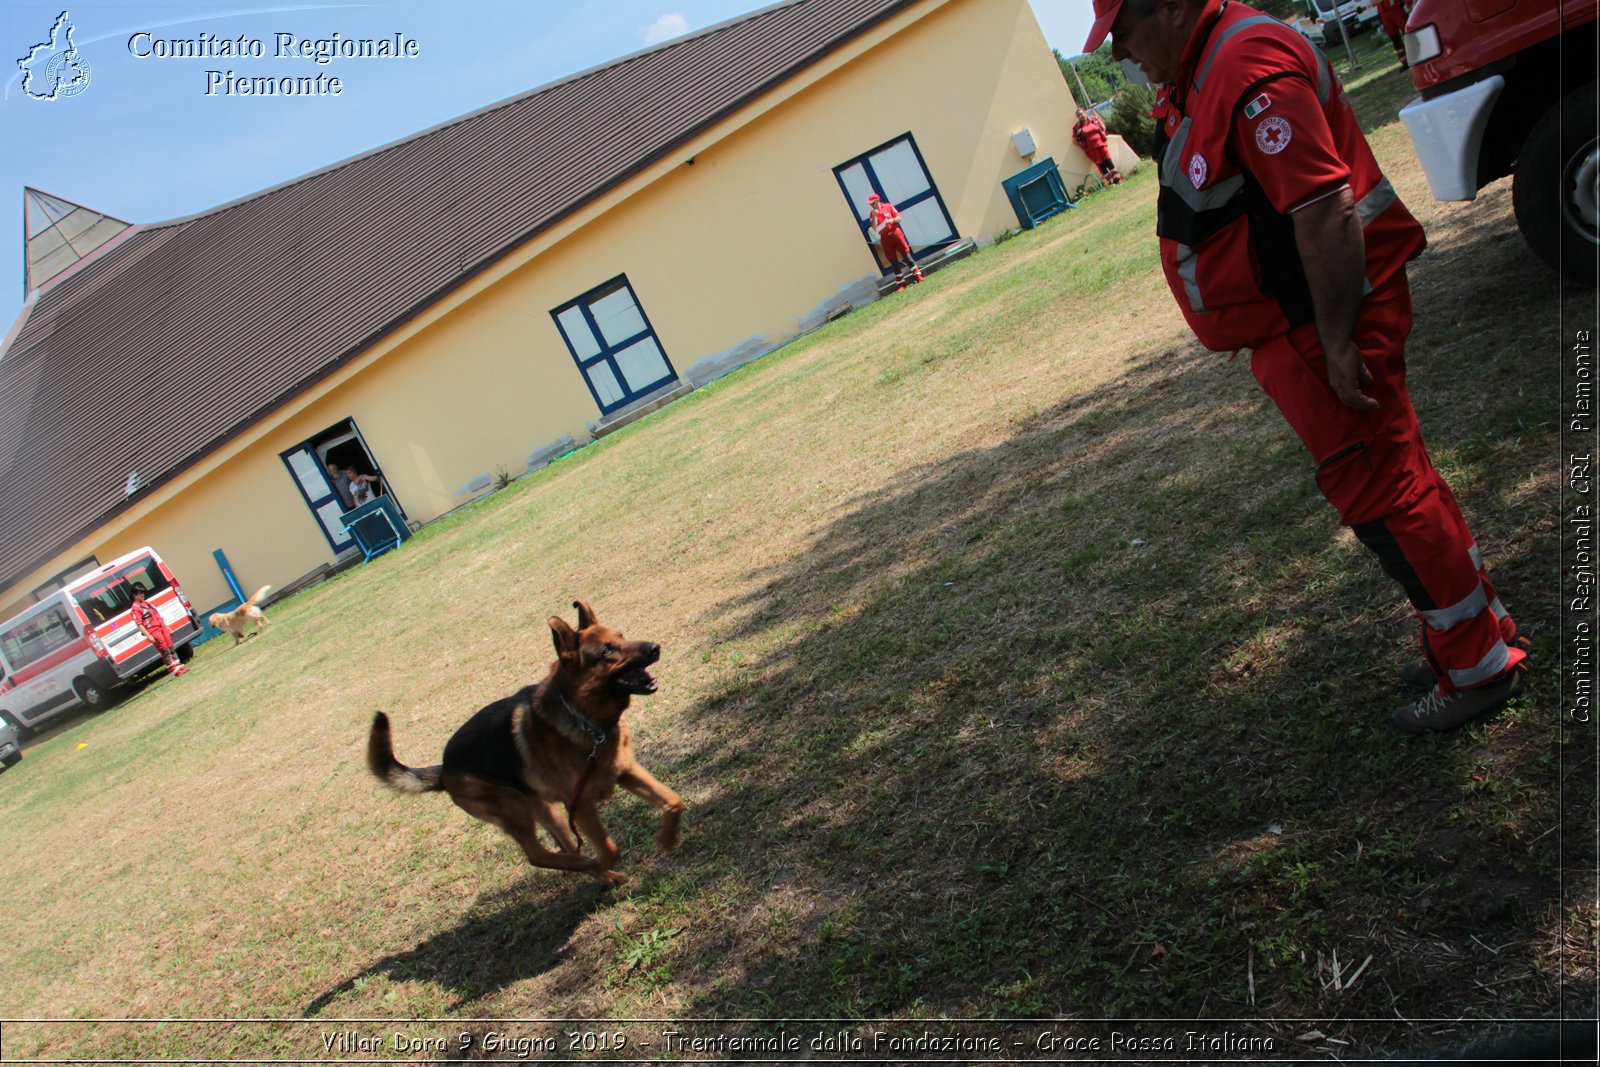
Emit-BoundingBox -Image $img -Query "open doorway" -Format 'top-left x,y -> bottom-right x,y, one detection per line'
280,418 -> 401,553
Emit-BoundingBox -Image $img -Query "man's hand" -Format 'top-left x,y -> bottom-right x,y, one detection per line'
1325,338 -> 1378,412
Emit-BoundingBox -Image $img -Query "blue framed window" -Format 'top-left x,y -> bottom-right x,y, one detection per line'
552,276 -> 677,415
834,133 -> 959,272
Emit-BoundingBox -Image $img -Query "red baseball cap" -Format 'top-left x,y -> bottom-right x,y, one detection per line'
867,192 -> 881,202
1083,0 -> 1124,52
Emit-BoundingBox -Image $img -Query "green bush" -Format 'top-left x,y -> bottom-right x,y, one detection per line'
1107,83 -> 1158,158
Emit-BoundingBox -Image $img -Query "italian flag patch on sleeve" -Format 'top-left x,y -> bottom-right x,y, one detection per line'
1243,93 -> 1272,119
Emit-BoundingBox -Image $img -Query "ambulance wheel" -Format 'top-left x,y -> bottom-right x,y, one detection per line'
74,677 -> 111,711
177,644 -> 195,664
1513,82 -> 1598,286
0,710 -> 30,743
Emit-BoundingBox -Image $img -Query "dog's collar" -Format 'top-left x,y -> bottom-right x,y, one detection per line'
557,692 -> 612,840
543,689 -> 612,756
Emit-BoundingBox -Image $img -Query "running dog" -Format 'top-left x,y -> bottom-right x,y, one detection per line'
367,601 -> 684,886
208,585 -> 272,646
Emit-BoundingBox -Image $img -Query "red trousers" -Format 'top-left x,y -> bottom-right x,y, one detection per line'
880,227 -> 911,263
1248,273 -> 1523,691
1080,141 -> 1112,168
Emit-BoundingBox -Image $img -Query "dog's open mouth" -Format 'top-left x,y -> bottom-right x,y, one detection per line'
615,666 -> 658,695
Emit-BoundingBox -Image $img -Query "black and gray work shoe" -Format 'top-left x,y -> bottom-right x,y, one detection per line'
1390,667 -> 1526,734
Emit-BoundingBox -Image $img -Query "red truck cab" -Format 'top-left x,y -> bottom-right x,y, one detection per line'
1398,0 -> 1597,282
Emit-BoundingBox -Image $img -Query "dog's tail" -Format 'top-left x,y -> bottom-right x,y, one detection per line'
245,585 -> 272,607
367,712 -> 444,794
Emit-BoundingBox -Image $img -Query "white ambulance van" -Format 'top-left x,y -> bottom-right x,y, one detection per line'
0,547 -> 201,738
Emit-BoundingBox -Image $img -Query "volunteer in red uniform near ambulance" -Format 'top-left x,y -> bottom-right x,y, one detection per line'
1085,0 -> 1526,732
1376,0 -> 1409,68
129,585 -> 186,677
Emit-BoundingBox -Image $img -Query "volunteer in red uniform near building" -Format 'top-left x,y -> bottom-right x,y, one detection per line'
129,585 -> 186,677
1073,107 -> 1124,184
867,192 -> 924,291
1086,0 -> 1526,732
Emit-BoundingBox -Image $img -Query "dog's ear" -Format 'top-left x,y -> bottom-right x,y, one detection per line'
549,616 -> 579,661
573,600 -> 598,631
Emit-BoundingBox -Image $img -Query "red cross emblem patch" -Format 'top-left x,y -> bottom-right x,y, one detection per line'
1255,116 -> 1292,155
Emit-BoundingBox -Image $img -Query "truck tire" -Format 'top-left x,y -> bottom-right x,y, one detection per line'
74,676 -> 111,711
1512,82 -> 1598,285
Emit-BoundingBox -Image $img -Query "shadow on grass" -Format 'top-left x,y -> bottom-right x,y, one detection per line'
304,881 -> 609,1015
311,184 -> 1586,1052
599,209 -> 1579,1043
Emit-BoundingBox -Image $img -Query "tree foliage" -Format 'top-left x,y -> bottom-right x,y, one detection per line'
1106,83 -> 1158,158
1054,44 -> 1126,109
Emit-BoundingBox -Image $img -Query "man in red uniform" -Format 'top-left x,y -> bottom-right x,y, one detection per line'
1376,0 -> 1409,68
1073,107 -> 1124,184
867,192 -> 924,291
1085,0 -> 1526,732
130,585 -> 186,676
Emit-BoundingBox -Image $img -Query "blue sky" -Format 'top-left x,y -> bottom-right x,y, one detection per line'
0,1 -> 1091,327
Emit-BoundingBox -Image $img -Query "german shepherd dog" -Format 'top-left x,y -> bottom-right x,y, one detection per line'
367,601 -> 683,886
208,585 -> 272,646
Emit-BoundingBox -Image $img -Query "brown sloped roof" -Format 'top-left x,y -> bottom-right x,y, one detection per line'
0,0 -> 918,591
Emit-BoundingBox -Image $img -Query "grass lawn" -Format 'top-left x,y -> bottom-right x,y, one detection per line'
1,43 -> 1592,1062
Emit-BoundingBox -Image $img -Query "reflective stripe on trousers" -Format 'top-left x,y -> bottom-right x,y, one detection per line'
1247,271 -> 1522,690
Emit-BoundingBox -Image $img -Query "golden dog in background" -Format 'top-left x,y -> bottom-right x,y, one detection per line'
208,585 -> 272,646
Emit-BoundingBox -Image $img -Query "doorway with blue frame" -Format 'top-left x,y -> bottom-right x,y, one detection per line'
280,418 -> 403,556
834,132 -> 960,276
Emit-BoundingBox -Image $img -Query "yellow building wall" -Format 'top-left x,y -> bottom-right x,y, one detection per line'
1,0 -> 1079,620
604,0 -> 1081,353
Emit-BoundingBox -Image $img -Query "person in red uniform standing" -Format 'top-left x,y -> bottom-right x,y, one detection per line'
1376,0 -> 1410,68
867,192 -> 924,291
130,585 -> 185,676
1086,0 -> 1526,732
1072,107 -> 1124,184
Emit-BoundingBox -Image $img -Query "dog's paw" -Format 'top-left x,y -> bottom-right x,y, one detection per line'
657,810 -> 683,853
590,868 -> 628,887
